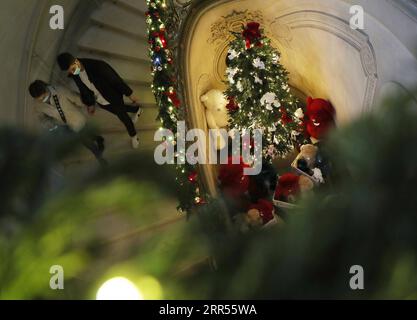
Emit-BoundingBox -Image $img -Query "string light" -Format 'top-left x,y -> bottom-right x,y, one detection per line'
147,0 -> 205,211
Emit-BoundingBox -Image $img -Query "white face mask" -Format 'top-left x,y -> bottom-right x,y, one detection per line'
42,93 -> 51,103
73,67 -> 81,76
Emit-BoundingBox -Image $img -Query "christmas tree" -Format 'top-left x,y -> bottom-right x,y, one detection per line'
225,22 -> 302,160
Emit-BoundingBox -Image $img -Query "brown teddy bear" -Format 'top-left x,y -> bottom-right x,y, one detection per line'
295,144 -> 318,176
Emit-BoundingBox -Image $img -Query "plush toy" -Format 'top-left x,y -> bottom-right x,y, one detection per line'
274,173 -> 314,203
201,89 -> 230,149
246,199 -> 275,227
296,144 -> 319,175
305,97 -> 336,142
218,156 -> 250,199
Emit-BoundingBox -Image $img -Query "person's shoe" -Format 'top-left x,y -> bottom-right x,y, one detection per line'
131,107 -> 143,124
131,135 -> 139,149
98,157 -> 109,167
97,136 -> 105,154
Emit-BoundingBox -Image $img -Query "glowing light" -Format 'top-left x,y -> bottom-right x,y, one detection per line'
96,277 -> 143,300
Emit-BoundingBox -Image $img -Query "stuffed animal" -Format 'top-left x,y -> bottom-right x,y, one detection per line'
246,199 -> 275,227
218,156 -> 250,199
305,97 -> 336,142
296,144 -> 319,175
201,89 -> 230,149
274,173 -> 314,203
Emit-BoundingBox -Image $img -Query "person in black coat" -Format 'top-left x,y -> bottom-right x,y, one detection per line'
57,53 -> 143,149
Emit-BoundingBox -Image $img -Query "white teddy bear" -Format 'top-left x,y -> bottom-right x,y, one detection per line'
200,89 -> 230,150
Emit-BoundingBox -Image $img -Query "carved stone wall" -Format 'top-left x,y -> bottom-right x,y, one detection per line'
177,0 -> 417,195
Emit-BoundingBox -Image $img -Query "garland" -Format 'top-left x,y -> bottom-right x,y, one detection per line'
146,0 -> 206,212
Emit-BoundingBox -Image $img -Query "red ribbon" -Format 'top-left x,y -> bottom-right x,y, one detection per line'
242,22 -> 262,49
158,31 -> 167,48
152,31 -> 167,49
166,91 -> 181,108
188,171 -> 198,183
226,97 -> 239,111
280,107 -> 293,125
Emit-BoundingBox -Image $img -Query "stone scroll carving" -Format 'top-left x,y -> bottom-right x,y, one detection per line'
206,8 -> 378,111
269,10 -> 378,111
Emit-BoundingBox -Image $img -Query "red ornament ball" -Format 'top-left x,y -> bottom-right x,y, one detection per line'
188,172 -> 198,183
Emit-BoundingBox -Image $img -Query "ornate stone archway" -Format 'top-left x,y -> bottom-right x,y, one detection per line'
167,0 -> 417,197
173,0 -> 379,195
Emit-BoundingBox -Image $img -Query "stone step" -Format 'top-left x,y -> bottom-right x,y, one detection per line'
78,26 -> 148,62
112,0 -> 148,15
63,129 -> 160,166
91,1 -> 148,39
102,130 -> 159,155
62,61 -> 156,105
65,80 -> 156,109
75,51 -> 152,83
128,82 -> 155,105
88,105 -> 160,132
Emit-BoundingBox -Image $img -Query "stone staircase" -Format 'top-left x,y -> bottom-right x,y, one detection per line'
62,0 -> 160,167
49,1 -> 207,270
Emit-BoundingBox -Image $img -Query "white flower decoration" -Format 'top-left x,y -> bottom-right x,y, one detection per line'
267,145 -> 276,157
253,57 -> 265,70
272,54 -> 280,63
312,168 -> 324,184
226,67 -> 239,84
236,81 -> 243,92
273,135 -> 281,145
294,108 -> 304,119
260,92 -> 281,110
254,75 -> 263,85
291,130 -> 300,138
228,49 -> 240,60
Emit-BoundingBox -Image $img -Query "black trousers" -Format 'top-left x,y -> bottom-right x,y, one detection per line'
57,126 -> 105,163
82,135 -> 104,160
99,103 -> 139,137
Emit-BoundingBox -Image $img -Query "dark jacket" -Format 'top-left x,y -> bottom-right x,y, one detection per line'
70,58 -> 133,107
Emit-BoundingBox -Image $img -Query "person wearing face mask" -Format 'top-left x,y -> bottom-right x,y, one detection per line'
56,52 -> 143,149
28,80 -> 107,166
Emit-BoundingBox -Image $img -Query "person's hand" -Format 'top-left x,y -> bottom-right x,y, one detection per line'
87,105 -> 96,115
129,94 -> 139,105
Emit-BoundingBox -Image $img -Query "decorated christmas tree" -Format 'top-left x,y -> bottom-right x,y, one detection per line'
225,22 -> 303,160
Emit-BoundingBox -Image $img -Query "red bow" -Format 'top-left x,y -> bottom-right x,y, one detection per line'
158,31 -> 167,48
165,91 -> 181,108
226,97 -> 239,112
242,22 -> 262,49
152,31 -> 167,49
188,171 -> 198,183
280,107 -> 293,125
